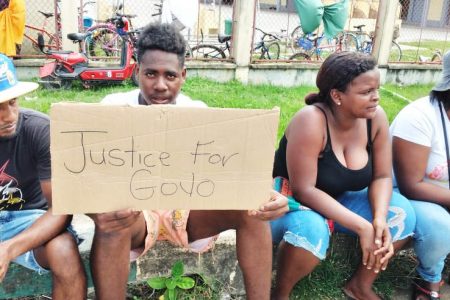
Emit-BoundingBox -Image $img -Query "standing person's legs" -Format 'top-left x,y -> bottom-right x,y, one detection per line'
89,211 -> 147,300
187,210 -> 272,300
336,189 -> 416,300
410,200 -> 450,292
270,209 -> 330,300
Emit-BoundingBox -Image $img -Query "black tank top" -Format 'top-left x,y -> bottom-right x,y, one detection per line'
273,107 -> 373,198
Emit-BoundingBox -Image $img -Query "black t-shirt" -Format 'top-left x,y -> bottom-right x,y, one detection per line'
0,109 -> 50,211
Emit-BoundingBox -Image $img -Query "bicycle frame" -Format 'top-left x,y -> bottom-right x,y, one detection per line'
297,33 -> 339,60
85,24 -> 122,55
24,24 -> 59,51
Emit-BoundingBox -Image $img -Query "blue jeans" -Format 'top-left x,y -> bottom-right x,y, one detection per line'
270,188 -> 416,260
394,188 -> 450,283
0,209 -> 79,275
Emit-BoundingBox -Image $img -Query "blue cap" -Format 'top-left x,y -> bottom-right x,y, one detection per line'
0,54 -> 38,103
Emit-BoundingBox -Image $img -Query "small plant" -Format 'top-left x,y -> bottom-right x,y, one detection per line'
147,260 -> 195,300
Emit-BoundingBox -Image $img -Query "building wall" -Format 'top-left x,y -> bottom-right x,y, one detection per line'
427,0 -> 444,21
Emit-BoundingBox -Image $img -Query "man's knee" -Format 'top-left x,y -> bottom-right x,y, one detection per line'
38,232 -> 83,276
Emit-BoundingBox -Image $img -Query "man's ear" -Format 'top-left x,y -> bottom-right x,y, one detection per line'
181,67 -> 187,83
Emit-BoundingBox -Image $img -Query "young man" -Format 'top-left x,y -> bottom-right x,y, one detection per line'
91,23 -> 288,300
0,54 -> 86,299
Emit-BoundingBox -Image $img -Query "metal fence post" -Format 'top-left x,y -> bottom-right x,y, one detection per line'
231,0 -> 257,84
59,0 -> 78,51
372,0 -> 398,65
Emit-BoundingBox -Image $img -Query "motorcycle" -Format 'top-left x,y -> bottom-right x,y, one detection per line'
38,30 -> 139,89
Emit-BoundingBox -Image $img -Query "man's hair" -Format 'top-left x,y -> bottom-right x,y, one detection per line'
137,23 -> 186,67
305,51 -> 377,107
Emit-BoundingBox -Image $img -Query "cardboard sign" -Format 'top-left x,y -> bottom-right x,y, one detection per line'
50,103 -> 280,214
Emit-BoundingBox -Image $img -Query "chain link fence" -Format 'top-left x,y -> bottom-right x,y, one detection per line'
96,0 -> 233,56
17,0 -> 450,63
19,0 -> 60,56
251,0 -> 450,63
398,0 -> 450,63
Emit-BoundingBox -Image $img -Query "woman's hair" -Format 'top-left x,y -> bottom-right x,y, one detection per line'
305,51 -> 377,106
430,90 -> 450,111
137,23 -> 186,67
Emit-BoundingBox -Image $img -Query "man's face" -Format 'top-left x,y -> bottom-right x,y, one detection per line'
137,49 -> 186,105
0,99 -> 19,138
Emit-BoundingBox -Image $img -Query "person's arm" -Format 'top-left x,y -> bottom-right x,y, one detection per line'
367,108 -> 395,268
286,107 -> 376,267
0,180 -> 71,281
393,137 -> 450,208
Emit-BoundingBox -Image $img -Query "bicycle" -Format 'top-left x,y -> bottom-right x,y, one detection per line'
23,6 -> 62,53
82,3 -> 138,61
289,31 -> 343,61
189,28 -> 281,60
340,24 -> 402,62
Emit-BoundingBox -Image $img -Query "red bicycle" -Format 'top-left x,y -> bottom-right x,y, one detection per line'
23,4 -> 62,53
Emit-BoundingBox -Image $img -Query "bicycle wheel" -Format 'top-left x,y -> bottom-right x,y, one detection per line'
316,36 -> 338,60
190,45 -> 226,59
260,41 -> 280,59
389,41 -> 402,62
431,52 -> 442,62
289,25 -> 304,52
85,25 -> 124,60
40,65 -> 72,90
340,33 -> 358,52
289,52 -> 311,61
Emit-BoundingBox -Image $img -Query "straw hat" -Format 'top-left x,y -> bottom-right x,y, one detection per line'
0,54 -> 38,103
433,51 -> 450,92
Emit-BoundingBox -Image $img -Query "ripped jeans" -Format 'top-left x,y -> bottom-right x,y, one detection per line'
270,188 -> 416,260
394,188 -> 450,283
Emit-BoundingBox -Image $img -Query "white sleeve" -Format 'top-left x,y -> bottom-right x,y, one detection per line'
391,103 -> 433,147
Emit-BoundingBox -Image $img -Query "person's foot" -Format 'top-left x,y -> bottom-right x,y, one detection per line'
412,279 -> 442,300
343,281 -> 381,300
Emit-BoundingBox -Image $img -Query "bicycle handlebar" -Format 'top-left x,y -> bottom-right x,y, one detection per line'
255,28 -> 280,41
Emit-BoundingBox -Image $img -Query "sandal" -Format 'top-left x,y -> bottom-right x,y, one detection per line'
412,279 -> 442,300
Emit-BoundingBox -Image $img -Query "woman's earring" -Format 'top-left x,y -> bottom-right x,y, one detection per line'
337,101 -> 341,106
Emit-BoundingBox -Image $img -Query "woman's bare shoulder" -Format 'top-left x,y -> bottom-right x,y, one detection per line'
287,105 -> 327,137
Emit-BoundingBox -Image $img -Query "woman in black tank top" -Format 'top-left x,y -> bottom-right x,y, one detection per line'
270,52 -> 415,300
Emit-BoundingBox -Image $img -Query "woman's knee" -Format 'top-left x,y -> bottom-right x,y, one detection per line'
274,210 -> 330,260
413,202 -> 450,247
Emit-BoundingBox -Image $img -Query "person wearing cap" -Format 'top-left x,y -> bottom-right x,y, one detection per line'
0,54 -> 86,299
390,51 -> 450,300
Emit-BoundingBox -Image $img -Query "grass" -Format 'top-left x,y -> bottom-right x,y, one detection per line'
19,78 -> 435,299
22,78 -> 433,139
398,40 -> 450,62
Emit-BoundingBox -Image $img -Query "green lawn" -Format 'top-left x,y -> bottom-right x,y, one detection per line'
398,39 -> 450,62
20,78 -> 433,140
20,78 -> 434,299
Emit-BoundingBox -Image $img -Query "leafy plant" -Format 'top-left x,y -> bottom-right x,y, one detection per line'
147,261 -> 195,300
